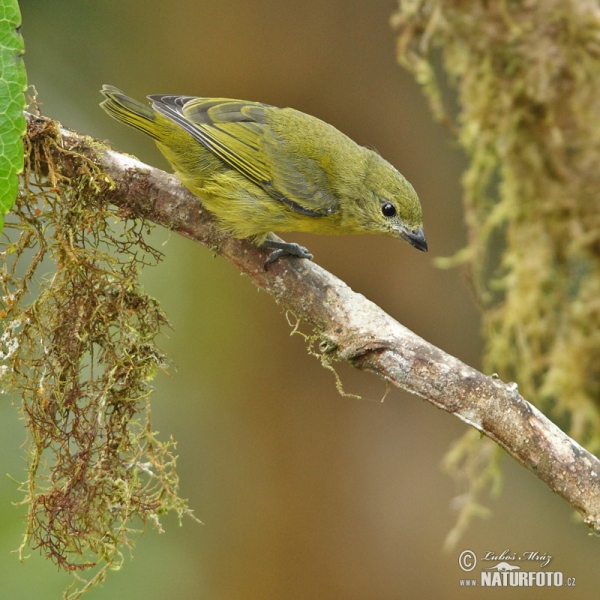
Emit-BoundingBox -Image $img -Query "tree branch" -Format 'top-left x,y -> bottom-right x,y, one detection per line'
25,112 -> 600,534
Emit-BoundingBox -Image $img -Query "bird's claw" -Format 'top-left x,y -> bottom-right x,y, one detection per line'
260,240 -> 313,268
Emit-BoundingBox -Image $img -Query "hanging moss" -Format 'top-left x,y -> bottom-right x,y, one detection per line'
393,0 -> 600,541
0,116 -> 196,598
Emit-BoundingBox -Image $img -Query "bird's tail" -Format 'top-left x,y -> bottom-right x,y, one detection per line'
100,85 -> 161,140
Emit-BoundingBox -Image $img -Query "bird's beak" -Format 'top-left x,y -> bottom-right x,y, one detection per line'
397,226 -> 428,252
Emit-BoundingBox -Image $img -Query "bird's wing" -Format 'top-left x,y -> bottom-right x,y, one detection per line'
148,95 -> 338,216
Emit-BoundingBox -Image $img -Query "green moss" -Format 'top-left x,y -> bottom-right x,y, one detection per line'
1,117 -> 196,598
394,0 -> 600,541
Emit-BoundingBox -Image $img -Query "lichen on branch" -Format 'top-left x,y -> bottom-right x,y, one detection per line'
1,116 -> 195,599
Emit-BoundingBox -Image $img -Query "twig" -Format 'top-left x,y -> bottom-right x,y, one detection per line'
25,112 -> 600,534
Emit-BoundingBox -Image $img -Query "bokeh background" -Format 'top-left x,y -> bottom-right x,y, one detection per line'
1,1 -> 598,598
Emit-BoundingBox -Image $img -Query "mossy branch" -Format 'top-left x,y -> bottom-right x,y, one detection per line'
5,113 -> 199,599
23,112 -> 600,535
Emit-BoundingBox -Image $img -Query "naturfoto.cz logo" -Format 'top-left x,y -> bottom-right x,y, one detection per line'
458,549 -> 576,588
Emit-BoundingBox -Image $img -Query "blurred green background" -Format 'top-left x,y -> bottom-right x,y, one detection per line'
1,1 -> 598,598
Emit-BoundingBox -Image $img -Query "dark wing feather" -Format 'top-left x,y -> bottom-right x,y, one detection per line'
150,95 -> 271,189
148,94 -> 338,217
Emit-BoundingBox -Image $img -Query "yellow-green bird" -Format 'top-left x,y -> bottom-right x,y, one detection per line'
100,85 -> 427,264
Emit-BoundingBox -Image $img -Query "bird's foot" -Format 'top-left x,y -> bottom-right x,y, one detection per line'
259,239 -> 313,268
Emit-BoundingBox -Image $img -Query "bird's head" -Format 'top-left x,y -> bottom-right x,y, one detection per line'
344,150 -> 427,252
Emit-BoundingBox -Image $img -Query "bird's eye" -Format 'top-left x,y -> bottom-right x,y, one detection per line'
381,202 -> 397,218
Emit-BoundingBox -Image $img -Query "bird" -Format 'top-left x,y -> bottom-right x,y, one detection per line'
100,85 -> 427,265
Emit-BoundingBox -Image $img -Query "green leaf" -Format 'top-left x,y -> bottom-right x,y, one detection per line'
0,0 -> 27,234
